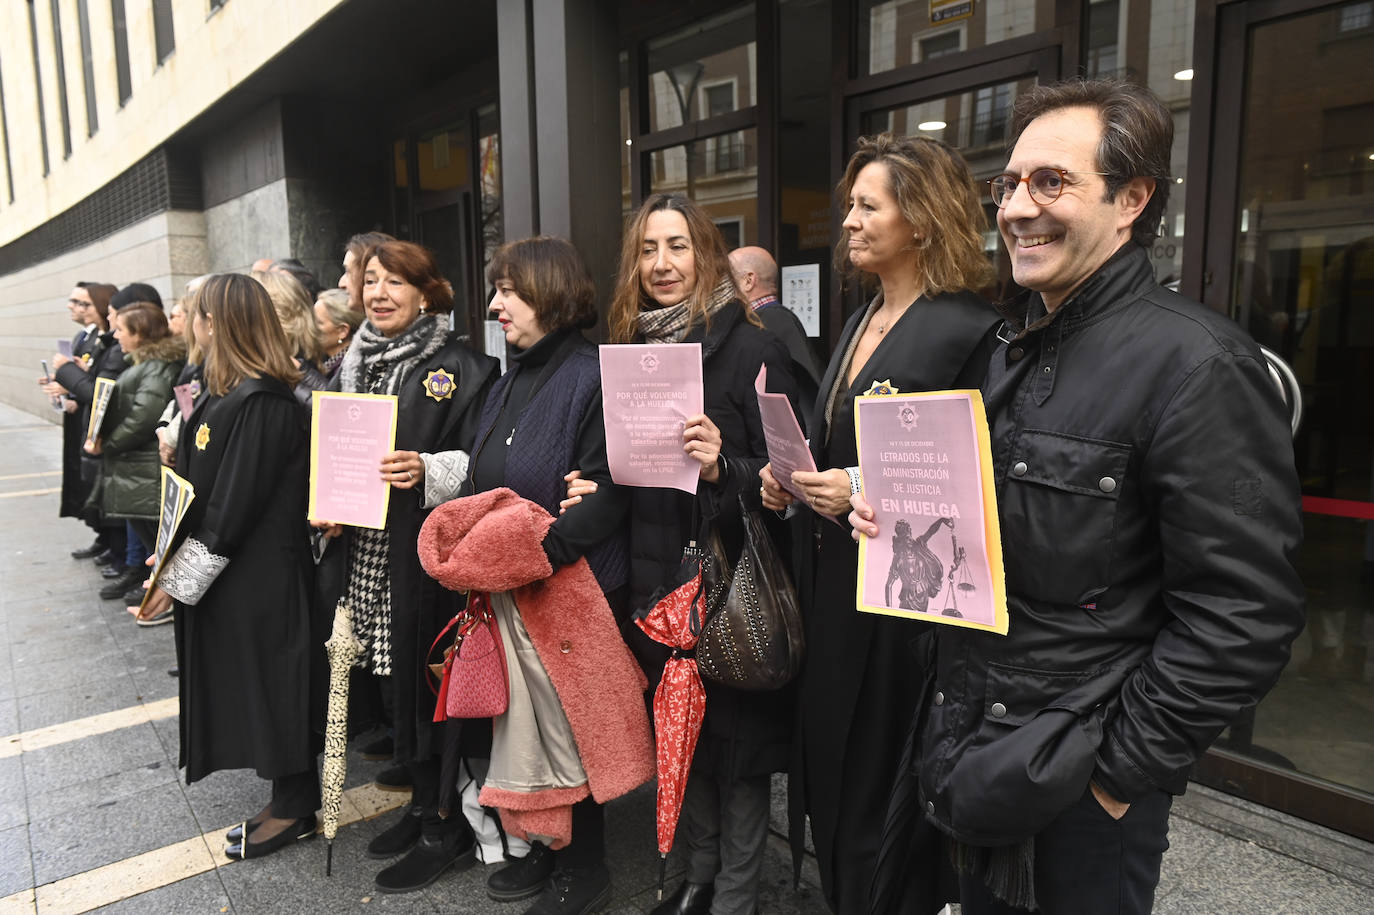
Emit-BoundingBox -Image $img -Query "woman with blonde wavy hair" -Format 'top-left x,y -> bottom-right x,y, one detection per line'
760,133 -> 1001,914
254,269 -> 327,401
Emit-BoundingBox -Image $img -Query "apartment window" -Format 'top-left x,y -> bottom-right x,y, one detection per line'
49,0 -> 73,157
152,0 -> 175,63
27,1 -> 51,175
1086,0 -> 1121,78
918,29 -> 962,61
0,53 -> 14,201
77,0 -> 97,134
111,0 -> 131,104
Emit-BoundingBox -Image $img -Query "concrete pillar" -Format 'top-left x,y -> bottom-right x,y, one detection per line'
498,0 -> 622,313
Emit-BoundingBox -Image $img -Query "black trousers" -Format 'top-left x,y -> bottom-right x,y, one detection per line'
557,798 -> 605,870
958,786 -> 1172,915
270,769 -> 321,820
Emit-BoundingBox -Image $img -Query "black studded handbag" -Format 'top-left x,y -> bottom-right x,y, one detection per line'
695,496 -> 805,690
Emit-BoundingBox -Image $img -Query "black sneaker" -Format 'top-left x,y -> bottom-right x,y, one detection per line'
93,549 -> 117,567
374,763 -> 412,792
367,804 -> 423,859
100,568 -> 142,598
524,864 -> 611,915
487,841 -> 554,901
374,825 -> 476,893
71,540 -> 105,559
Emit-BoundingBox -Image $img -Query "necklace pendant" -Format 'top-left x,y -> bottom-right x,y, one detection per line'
505,428 -> 515,445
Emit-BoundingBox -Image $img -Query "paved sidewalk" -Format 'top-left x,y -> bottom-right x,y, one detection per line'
0,400 -> 1369,914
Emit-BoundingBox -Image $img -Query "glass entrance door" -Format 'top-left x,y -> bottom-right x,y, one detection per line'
1195,0 -> 1374,841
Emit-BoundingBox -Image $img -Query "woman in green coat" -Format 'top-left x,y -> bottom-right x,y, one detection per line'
86,301 -> 186,613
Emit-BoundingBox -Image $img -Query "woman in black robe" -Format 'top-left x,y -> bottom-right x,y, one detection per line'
761,134 -> 1001,914
138,273 -> 321,860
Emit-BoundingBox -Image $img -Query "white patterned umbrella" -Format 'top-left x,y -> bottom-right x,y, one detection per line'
321,599 -> 362,875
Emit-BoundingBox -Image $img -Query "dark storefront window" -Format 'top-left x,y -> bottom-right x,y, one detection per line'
389,104 -> 502,342
857,0 -> 1047,75
645,5 -> 756,133
650,127 -> 759,247
476,103 -> 503,292
1215,3 -> 1374,804
625,1 -> 764,252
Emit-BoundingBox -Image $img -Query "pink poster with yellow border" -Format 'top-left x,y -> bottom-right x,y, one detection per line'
854,390 -> 1008,634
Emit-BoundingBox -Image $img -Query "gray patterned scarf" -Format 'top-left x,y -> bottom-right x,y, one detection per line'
636,277 -> 738,344
338,314 -> 449,396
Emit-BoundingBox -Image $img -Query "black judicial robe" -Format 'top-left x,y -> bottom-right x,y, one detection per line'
789,290 -> 999,914
172,377 -> 318,783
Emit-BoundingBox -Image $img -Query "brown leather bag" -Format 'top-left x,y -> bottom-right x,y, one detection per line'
696,499 -> 805,690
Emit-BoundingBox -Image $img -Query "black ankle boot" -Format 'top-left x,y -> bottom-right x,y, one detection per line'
367,804 -> 424,859
524,863 -> 611,915
487,841 -> 554,901
650,880 -> 713,915
373,819 -> 476,893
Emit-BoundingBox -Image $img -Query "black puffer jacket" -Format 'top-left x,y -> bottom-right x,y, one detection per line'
917,244 -> 1305,846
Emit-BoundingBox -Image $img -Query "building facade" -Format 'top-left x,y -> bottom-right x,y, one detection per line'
0,0 -> 1370,842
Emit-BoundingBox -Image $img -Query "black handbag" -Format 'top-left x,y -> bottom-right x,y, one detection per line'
696,497 -> 805,690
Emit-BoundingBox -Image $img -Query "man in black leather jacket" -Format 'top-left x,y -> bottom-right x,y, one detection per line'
851,79 -> 1305,914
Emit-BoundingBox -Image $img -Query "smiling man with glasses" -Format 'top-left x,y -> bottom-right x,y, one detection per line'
852,79 -> 1305,914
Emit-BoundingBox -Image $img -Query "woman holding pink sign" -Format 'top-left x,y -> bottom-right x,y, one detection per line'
760,134 -> 1001,914
595,194 -> 800,915
317,239 -> 498,894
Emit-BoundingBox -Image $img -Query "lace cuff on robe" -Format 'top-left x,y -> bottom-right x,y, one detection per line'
159,537 -> 230,605
420,450 -> 471,509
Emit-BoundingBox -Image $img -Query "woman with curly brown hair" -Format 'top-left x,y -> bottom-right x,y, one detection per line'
314,239 -> 499,893
761,133 -> 1001,914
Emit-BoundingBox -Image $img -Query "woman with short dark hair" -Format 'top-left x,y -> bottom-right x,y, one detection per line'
424,235 -> 650,911
137,273 -> 319,860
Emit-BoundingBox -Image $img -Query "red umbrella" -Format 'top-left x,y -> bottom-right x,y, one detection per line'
634,554 -> 715,899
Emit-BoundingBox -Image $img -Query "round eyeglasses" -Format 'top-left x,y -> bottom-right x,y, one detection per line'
987,168 -> 1110,208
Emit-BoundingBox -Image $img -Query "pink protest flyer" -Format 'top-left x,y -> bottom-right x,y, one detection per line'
854,390 -> 1008,634
309,391 -> 399,530
753,364 -> 818,506
600,343 -> 703,494
172,381 -> 199,419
